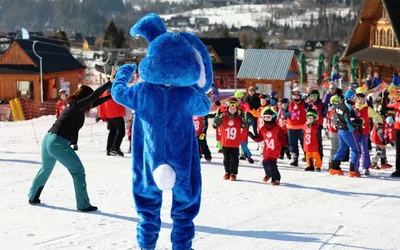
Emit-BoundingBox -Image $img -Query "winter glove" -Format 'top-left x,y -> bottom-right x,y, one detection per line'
199,133 -> 206,140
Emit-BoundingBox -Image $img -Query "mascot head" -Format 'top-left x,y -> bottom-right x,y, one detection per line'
130,13 -> 213,92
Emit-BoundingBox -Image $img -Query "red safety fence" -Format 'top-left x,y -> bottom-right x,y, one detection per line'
20,99 -> 56,120
0,103 -> 12,121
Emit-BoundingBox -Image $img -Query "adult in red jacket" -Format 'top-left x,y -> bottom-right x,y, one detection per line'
98,82 -> 127,156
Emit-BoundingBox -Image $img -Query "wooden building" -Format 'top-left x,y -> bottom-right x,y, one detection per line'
200,37 -> 245,89
237,49 -> 299,98
0,37 -> 85,102
341,0 -> 400,82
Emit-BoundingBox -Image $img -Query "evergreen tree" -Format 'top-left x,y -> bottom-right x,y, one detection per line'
219,27 -> 230,38
253,34 -> 264,49
103,20 -> 126,48
57,31 -> 70,51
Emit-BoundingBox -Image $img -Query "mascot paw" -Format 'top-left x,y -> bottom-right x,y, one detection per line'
153,164 -> 176,191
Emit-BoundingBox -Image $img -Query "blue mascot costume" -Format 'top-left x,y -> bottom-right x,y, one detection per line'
111,13 -> 213,250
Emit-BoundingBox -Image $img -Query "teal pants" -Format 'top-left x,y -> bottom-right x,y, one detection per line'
28,133 -> 91,209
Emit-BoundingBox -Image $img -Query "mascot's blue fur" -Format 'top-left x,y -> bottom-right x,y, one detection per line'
111,13 -> 212,250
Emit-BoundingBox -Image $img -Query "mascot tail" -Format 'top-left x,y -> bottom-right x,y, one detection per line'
153,164 -> 176,191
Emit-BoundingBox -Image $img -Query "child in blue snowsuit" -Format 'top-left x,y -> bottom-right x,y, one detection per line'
329,89 -> 363,177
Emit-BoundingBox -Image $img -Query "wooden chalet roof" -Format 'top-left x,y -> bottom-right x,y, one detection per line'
341,0 -> 400,61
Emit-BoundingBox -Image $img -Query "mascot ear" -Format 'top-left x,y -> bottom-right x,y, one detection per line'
180,32 -> 213,93
130,13 -> 167,43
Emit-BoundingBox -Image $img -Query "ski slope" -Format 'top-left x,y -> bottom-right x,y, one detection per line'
1,114 -> 400,250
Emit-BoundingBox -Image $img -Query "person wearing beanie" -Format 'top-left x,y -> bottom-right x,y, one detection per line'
330,89 -> 363,177
303,110 -> 322,171
354,87 -> 383,176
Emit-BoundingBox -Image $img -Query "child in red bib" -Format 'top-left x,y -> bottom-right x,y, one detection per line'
213,98 -> 248,181
249,107 -> 287,185
303,110 -> 322,171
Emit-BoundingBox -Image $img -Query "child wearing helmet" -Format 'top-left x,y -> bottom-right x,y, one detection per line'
354,87 -> 383,176
330,89 -> 363,177
370,116 -> 394,170
326,95 -> 341,166
277,98 -> 291,160
283,87 -> 307,166
248,107 -> 287,185
193,115 -> 212,162
213,97 -> 249,181
303,110 -> 322,171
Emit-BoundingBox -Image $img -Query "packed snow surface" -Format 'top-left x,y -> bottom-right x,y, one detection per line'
1,114 -> 400,250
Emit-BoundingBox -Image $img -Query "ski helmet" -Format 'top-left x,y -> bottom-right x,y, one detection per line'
234,91 -> 244,99
306,110 -> 318,121
344,89 -> 356,100
386,116 -> 395,125
356,87 -> 366,97
367,93 -> 377,104
330,95 -> 341,105
262,107 -> 277,123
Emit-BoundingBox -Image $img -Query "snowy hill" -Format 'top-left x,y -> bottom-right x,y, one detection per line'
161,3 -> 355,29
1,114 -> 400,250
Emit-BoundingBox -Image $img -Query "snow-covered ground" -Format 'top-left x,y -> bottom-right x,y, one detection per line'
161,4 -> 356,29
1,113 -> 400,250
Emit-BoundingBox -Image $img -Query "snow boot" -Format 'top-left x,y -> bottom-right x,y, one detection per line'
78,205 -> 98,212
111,149 -> 124,157
363,169 -> 370,176
230,175 -> 237,181
370,164 -> 378,169
349,171 -> 361,178
270,180 -> 280,185
29,198 -> 41,205
247,157 -> 254,164
239,155 -> 246,160
223,174 -> 230,180
315,168 -> 321,172
205,157 -> 212,162
391,171 -> 400,178
290,153 -> 298,166
262,176 -> 271,183
381,164 -> 393,169
305,166 -> 315,171
71,144 -> 78,151
329,160 -> 344,175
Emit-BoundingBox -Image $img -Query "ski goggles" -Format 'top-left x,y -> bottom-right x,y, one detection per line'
292,91 -> 301,96
227,100 -> 239,107
307,115 -> 316,120
309,94 -> 319,99
356,93 -> 366,98
263,114 -> 274,121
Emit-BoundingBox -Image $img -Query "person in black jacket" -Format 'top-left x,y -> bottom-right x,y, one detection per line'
244,86 -> 260,136
28,81 -> 112,212
330,89 -> 363,177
